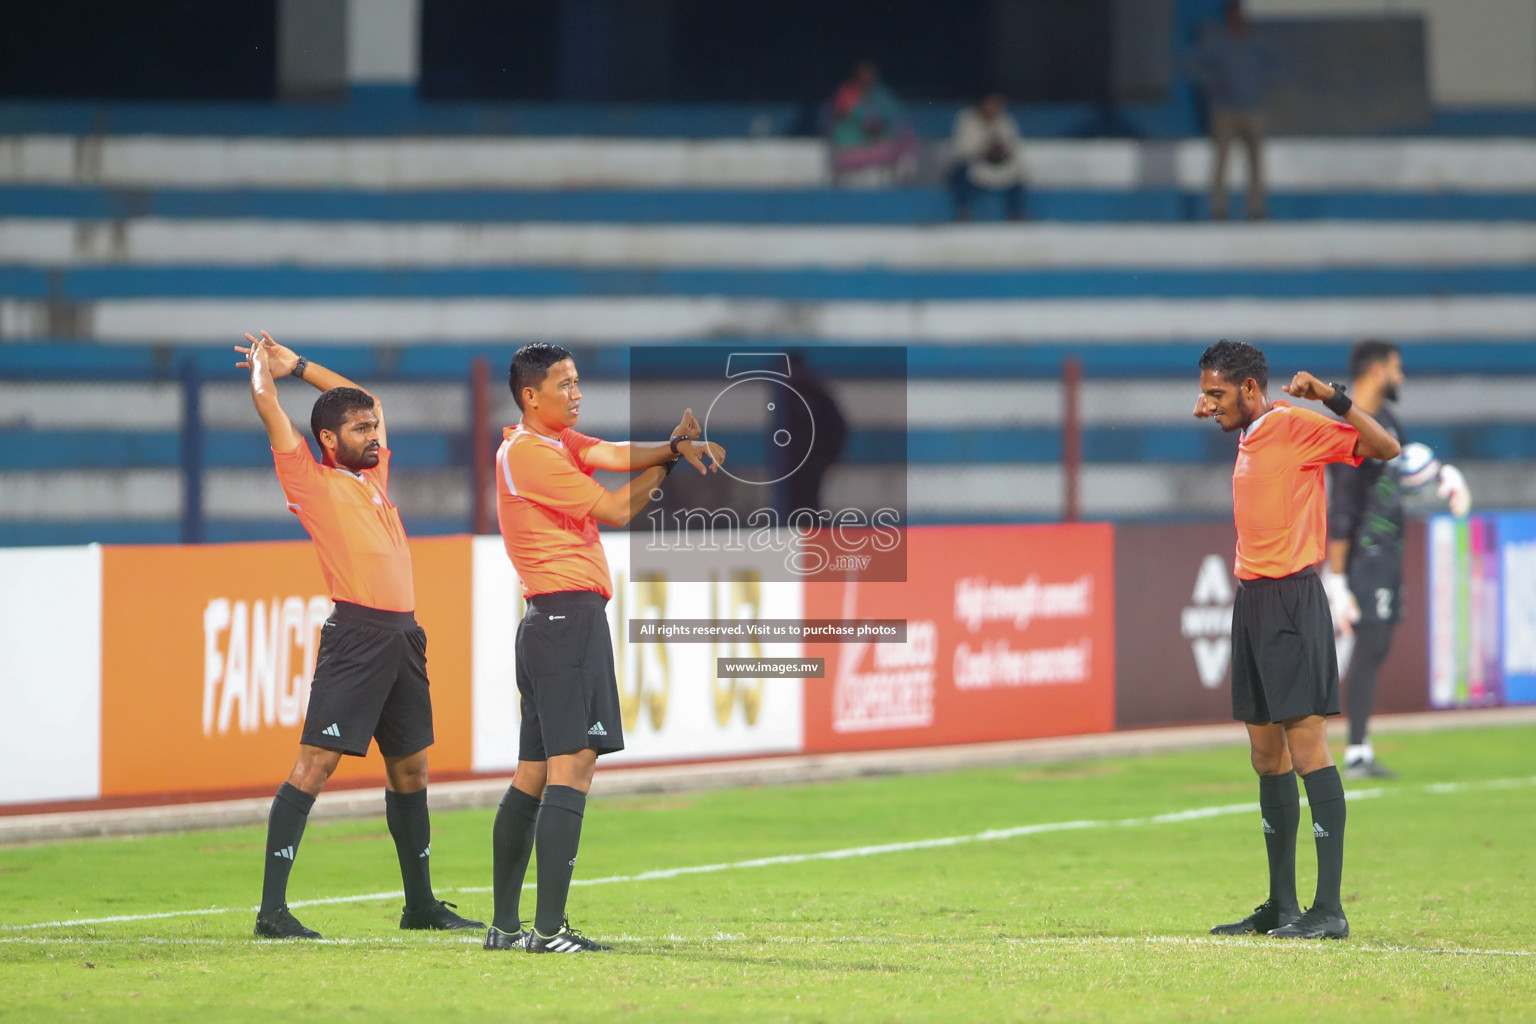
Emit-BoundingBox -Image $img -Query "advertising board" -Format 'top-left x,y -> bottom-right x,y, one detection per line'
470,535 -> 805,772
98,537 -> 474,797
1430,513 -> 1536,707
801,524 -> 1115,752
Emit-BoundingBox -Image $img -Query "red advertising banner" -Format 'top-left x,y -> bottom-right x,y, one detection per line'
802,524 -> 1115,752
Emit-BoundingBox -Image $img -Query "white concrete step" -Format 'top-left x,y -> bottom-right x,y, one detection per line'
7,220 -> 1536,268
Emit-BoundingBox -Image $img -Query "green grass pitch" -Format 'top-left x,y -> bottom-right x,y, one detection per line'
2,722 -> 1535,1023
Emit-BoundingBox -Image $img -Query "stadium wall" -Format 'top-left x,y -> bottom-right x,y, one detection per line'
4,517 -> 1527,811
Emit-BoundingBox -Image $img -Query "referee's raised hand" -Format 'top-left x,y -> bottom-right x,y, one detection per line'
236,330 -> 299,379
1280,371 -> 1333,402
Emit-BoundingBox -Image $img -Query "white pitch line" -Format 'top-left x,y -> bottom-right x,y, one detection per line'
3,775 -> 1531,933
0,935 -> 483,947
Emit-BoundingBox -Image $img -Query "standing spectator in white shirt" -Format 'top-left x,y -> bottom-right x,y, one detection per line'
949,93 -> 1027,222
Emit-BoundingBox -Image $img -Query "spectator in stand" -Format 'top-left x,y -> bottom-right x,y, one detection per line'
949,93 -> 1027,222
827,59 -> 918,184
1190,2 -> 1280,221
773,351 -> 848,517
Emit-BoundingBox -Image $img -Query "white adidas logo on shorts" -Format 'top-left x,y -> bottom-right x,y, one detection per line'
588,722 -> 607,737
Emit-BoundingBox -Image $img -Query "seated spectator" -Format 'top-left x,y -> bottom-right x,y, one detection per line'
827,60 -> 918,184
949,93 -> 1026,221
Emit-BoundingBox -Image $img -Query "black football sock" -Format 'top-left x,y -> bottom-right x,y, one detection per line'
1303,766 -> 1347,910
1258,770 -> 1301,912
260,782 -> 315,915
1347,623 -> 1393,747
532,785 -> 587,936
385,788 -> 435,910
491,785 -> 542,932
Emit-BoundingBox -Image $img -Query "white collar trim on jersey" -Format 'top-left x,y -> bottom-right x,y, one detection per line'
1242,403 -> 1287,439
514,424 -> 565,448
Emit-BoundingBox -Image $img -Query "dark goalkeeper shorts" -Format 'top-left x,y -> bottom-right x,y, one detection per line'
301,601 -> 434,758
1348,549 -> 1404,627
1230,567 -> 1341,725
515,591 -> 625,761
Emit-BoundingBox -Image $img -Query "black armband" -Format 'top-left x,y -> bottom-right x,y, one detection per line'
663,455 -> 681,477
1323,383 -> 1352,417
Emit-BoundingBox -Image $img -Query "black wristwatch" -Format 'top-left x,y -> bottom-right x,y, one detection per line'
292,356 -> 309,380
1323,382 -> 1352,417
669,435 -> 687,455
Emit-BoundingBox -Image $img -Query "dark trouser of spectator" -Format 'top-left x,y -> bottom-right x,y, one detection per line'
1210,107 -> 1267,220
949,165 -> 1025,222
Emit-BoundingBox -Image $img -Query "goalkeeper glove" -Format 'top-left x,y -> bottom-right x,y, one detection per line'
1437,463 -> 1472,518
1322,569 -> 1359,637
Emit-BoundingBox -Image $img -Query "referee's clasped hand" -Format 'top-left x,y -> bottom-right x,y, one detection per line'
235,331 -> 298,378
673,408 -> 703,441
1193,394 -> 1218,418
678,439 -> 726,474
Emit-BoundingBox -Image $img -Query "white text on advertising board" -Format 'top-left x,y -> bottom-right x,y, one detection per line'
1182,555 -> 1235,690
833,619 -> 937,733
949,575 -> 1097,690
954,575 -> 1093,634
203,596 -> 330,736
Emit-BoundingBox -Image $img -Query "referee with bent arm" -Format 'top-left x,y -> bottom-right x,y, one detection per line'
1194,340 -> 1400,940
484,343 -> 724,953
239,331 -> 482,939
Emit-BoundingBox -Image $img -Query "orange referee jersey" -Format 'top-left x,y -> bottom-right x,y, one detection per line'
272,441 -> 415,612
496,425 -> 614,599
1231,401 -> 1362,581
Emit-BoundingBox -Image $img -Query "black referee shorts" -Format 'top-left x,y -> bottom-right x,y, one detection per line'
1230,567 -> 1341,725
301,601 -> 435,758
515,591 -> 625,761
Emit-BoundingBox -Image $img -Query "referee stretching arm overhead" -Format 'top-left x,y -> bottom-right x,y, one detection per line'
238,332 -> 482,940
1194,340 -> 1399,941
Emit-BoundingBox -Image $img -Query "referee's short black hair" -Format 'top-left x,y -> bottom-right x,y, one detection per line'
509,342 -> 574,411
1199,339 -> 1268,391
1348,338 -> 1399,380
310,387 -> 377,445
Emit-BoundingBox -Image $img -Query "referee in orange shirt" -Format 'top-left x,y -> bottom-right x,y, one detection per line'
1194,340 -> 1399,940
483,342 -> 723,953
238,332 -> 482,939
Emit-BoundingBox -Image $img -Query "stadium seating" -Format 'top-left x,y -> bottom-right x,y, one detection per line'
3,115 -> 1535,545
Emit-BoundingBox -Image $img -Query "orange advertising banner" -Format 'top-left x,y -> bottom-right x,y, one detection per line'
100,537 -> 473,798
802,524 -> 1115,752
